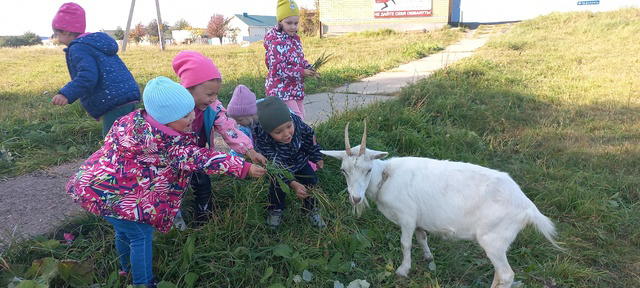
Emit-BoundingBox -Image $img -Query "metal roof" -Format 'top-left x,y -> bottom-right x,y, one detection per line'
233,13 -> 278,27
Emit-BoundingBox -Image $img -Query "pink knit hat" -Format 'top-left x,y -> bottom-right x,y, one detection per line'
52,2 -> 86,34
228,85 -> 257,117
172,50 -> 222,88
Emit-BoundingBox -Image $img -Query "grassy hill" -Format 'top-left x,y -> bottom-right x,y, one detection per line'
2,8 -> 640,288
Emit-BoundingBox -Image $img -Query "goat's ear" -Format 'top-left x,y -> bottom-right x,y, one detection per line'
370,151 -> 389,160
320,150 -> 347,160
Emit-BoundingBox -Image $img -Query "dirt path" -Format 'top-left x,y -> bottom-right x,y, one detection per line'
0,137 -> 231,251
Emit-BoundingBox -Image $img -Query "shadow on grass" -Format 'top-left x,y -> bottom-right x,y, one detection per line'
313,61 -> 640,287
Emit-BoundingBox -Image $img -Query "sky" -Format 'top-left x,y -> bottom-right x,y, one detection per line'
0,0 -> 316,37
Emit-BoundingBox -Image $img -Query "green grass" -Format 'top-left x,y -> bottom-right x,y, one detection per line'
0,28 -> 462,177
2,8 -> 640,287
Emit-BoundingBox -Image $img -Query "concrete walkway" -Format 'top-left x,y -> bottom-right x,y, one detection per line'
304,30 -> 491,124
0,27 -> 494,249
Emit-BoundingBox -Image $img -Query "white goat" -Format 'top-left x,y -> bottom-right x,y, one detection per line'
321,123 -> 562,288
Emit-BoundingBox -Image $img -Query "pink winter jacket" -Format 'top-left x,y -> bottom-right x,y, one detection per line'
66,109 -> 250,233
264,26 -> 311,101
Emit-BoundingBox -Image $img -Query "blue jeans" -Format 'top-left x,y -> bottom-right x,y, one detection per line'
104,217 -> 154,286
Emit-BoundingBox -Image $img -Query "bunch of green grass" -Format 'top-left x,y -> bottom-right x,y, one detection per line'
310,51 -> 333,71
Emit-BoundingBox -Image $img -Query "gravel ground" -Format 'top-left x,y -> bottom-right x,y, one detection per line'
0,159 -> 85,251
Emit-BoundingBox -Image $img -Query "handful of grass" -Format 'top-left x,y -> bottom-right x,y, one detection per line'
264,161 -> 295,193
310,51 -> 333,71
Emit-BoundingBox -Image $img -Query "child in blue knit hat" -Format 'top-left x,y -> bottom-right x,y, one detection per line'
66,76 -> 266,287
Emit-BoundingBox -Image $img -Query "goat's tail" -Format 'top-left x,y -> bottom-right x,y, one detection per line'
529,208 -> 565,251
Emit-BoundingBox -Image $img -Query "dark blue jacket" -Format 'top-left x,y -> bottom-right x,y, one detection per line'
254,114 -> 323,184
59,32 -> 140,119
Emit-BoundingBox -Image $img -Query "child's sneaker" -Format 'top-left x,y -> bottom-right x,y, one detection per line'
266,209 -> 283,228
308,208 -> 326,228
173,211 -> 187,231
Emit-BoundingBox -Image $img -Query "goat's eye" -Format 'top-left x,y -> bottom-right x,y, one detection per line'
367,169 -> 372,175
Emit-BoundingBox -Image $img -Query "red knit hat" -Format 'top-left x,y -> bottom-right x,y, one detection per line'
172,50 -> 222,88
228,85 -> 257,117
52,2 -> 86,34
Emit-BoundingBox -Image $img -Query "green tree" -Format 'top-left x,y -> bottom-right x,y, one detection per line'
146,19 -> 170,37
146,19 -> 171,45
23,32 -> 42,45
173,19 -> 191,30
190,28 -> 206,41
228,27 -> 240,44
113,26 -> 124,40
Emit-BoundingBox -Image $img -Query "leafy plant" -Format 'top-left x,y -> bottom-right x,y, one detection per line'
263,161 -> 295,193
0,256 -> 94,287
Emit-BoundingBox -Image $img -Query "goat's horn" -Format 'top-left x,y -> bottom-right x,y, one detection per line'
359,120 -> 367,156
345,122 -> 352,156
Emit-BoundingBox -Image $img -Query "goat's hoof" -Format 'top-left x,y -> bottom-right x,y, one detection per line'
423,253 -> 433,260
395,267 -> 409,277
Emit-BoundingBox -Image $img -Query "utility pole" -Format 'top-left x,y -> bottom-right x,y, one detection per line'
316,0 -> 322,38
155,0 -> 165,50
122,0 -> 135,52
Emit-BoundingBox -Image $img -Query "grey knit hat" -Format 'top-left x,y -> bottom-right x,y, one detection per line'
257,97 -> 292,133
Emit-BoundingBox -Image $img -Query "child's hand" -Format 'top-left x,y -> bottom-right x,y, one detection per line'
290,181 -> 308,199
52,94 -> 68,106
248,164 -> 266,178
303,69 -> 319,79
316,160 -> 324,170
248,149 -> 267,166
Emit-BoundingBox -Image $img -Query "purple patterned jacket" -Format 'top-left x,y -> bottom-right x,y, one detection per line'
264,26 -> 311,101
66,109 -> 250,233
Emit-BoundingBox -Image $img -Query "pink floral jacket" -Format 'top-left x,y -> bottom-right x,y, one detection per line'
264,26 -> 311,101
66,109 -> 250,233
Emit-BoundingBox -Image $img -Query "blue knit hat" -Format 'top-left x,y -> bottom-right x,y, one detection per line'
143,76 -> 195,124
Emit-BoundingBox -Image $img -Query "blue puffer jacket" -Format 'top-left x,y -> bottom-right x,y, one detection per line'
59,32 -> 140,119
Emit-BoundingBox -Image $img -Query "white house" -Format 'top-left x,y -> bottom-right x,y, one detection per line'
172,30 -> 193,44
450,0 -> 639,24
228,13 -> 278,43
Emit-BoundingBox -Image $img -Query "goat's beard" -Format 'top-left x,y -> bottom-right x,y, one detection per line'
352,197 -> 370,217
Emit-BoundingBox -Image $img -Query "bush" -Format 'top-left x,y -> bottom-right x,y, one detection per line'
0,32 -> 42,47
299,7 -> 320,37
402,42 -> 444,58
113,26 -> 125,40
